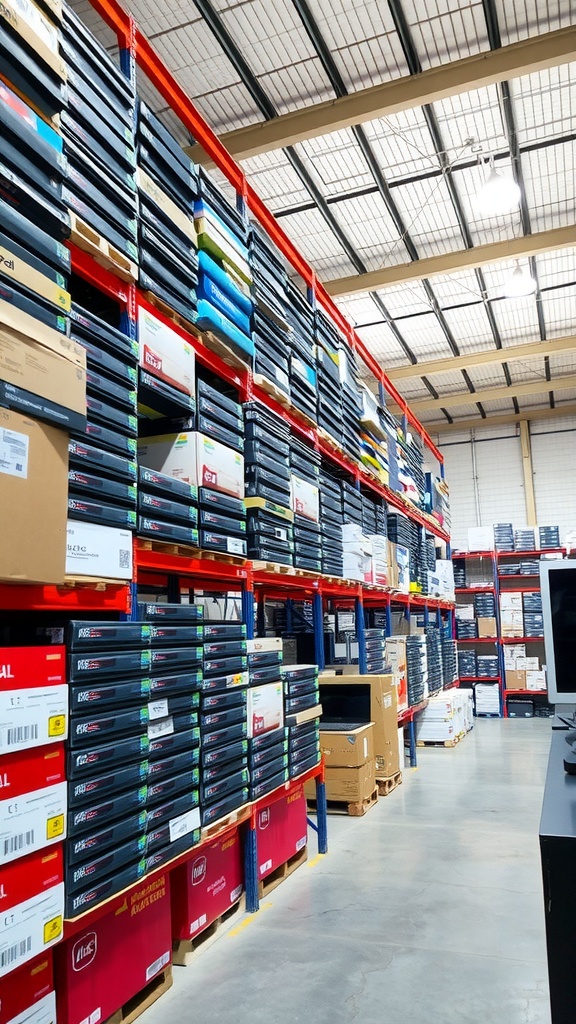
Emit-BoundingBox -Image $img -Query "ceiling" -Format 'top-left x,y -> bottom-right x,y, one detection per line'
72,0 -> 576,434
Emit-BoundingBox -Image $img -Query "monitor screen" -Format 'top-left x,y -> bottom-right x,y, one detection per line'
541,563 -> 576,701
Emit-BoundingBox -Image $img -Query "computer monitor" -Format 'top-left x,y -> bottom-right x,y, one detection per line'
540,561 -> 576,705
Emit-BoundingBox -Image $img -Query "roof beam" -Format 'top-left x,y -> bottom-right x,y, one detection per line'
427,403 -> 576,434
395,374 -> 576,413
387,335 -> 576,380
187,26 -> 576,163
324,224 -> 575,295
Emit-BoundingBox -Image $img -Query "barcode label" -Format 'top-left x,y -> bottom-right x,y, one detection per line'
1,724 -> 39,749
145,950 -> 169,982
0,935 -> 32,969
4,830 -> 35,858
119,549 -> 131,569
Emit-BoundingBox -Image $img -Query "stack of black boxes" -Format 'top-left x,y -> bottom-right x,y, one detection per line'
196,380 -> 247,556
456,618 -> 478,640
338,343 -> 363,462
144,605 -> 203,871
290,439 -> 322,572
69,306 -> 138,531
493,523 -> 514,552
137,102 -> 199,327
476,654 -> 500,679
458,650 -> 477,678
406,635 -> 427,706
539,525 -> 560,549
425,625 -> 443,694
201,618 -> 250,825
523,591 -> 544,637
441,629 -> 458,686
315,310 -> 343,444
283,663 -> 321,778
286,280 -> 317,421
341,480 -> 363,526
249,224 -> 291,401
319,469 -> 344,576
244,402 -> 294,566
61,6 -> 138,272
475,592 -> 496,619
138,468 -> 199,546
247,638 -> 288,800
364,628 -> 388,673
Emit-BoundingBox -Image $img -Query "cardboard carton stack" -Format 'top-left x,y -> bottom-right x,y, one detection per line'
414,690 -> 472,745
244,401 -> 294,566
318,673 -> 400,784
504,642 -> 547,692
247,638 -> 287,800
305,723 -> 376,807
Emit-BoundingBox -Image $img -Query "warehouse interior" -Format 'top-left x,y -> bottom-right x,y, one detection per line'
0,0 -> 574,1022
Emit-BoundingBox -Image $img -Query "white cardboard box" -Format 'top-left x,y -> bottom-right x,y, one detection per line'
247,682 -> 284,738
467,526 -> 494,551
138,432 -> 244,498
138,431 -> 197,485
66,521 -> 133,579
526,670 -> 547,691
138,306 -> 195,396
291,475 -> 319,522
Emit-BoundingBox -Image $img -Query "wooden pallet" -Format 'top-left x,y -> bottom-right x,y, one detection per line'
143,292 -> 202,341
258,845 -> 308,899
200,803 -> 251,843
199,330 -> 252,373
251,560 -> 295,575
308,788 -> 378,817
69,212 -> 138,283
62,575 -> 129,589
376,771 -> 402,796
253,373 -> 291,408
138,538 -> 247,567
107,965 -> 172,1024
416,731 -> 465,749
172,896 -> 245,966
317,428 -> 348,458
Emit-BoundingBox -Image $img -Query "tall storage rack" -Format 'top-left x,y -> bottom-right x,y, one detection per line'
0,0 -> 454,985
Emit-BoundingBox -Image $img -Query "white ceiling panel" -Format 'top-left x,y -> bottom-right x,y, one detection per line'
306,0 -> 409,89
495,0 -> 574,45
376,281 -> 431,318
394,314 -> 455,360
241,151 -> 313,209
427,369 -> 475,392
406,0 -> 489,70
442,304 -> 498,350
364,108 -> 441,182
511,63 -> 576,146
335,294 -> 383,327
523,143 -> 576,233
355,322 -> 406,364
430,269 -> 483,306
466,365 -> 509,388
547,352 -> 576,376
280,207 -> 357,274
295,131 -> 375,195
492,295 -> 542,343
541,287 -> 576,338
392,176 -> 465,257
535,249 -> 576,291
219,0 -> 317,77
450,163 -> 524,246
329,192 -> 407,255
433,86 -> 506,164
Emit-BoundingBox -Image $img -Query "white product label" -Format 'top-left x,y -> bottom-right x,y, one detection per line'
148,716 -> 174,739
0,882 -> 64,978
0,781 -> 67,864
259,859 -> 272,876
7,990 -> 57,1024
66,523 -> 133,580
79,1009 -> 101,1024
227,537 -> 245,555
383,693 -> 392,709
169,807 -> 200,843
230,884 -> 243,903
189,913 -> 207,937
148,699 -> 169,722
0,685 -> 68,752
145,950 -> 170,982
0,429 -> 29,479
295,836 -> 307,852
363,737 -> 368,759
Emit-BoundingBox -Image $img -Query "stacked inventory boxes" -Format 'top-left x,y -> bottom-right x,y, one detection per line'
138,466 -> 199,546
500,592 -> 524,638
144,605 -> 203,872
137,103 -> 199,326
457,649 -> 477,678
476,654 -> 499,679
414,690 -> 467,745
65,621 -> 151,917
195,171 -> 254,363
474,591 -> 497,636
285,280 -> 317,421
290,438 -> 322,572
249,225 -> 291,401
514,527 -> 536,552
523,590 -> 544,637
338,343 -> 363,461
341,480 -> 363,527
68,306 -> 138,537
315,310 -> 343,444
474,682 -> 500,715
395,425 -> 425,507
201,618 -> 250,825
0,644 -> 67,973
359,387 -> 390,487
340,522 -> 371,583
247,639 -> 288,799
493,523 -> 514,552
61,7 -> 138,272
283,660 -> 321,780
440,629 -> 458,687
539,525 -> 560,549
425,472 -> 450,531
425,625 -> 443,694
405,635 -> 428,705
244,402 -> 294,566
319,468 -> 344,576
364,629 -> 388,673
387,512 -> 414,590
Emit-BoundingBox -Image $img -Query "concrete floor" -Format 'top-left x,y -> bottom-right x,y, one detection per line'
143,718 -> 552,1024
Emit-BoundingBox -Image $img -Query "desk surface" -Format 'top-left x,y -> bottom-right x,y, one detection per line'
539,731 -> 576,840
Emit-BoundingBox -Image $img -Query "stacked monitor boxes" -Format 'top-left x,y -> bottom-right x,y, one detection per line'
285,280 -> 317,422
315,310 -> 343,441
249,225 -> 291,402
68,306 -> 138,535
425,472 -> 450,533
424,625 -> 443,695
244,402 -> 294,566
341,480 -> 363,526
201,621 -> 250,825
137,466 -> 199,547
364,629 -> 387,674
338,343 -> 363,462
405,635 -> 428,705
247,639 -> 288,800
136,103 -> 199,328
320,468 -> 344,577
290,439 -> 322,572
195,171 -> 254,365
359,387 -> 391,488
441,629 -> 458,687
395,425 -> 425,508
282,665 -> 321,778
61,7 -> 138,271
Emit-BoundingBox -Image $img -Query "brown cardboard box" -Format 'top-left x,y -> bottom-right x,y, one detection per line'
319,724 -> 374,768
319,674 -> 399,778
477,617 -> 497,637
387,540 -> 399,590
0,408 -> 68,583
0,300 -> 86,431
506,669 -> 527,690
305,760 -> 376,804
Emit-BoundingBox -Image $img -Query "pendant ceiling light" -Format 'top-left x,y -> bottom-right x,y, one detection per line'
475,156 -> 521,217
504,261 -> 537,298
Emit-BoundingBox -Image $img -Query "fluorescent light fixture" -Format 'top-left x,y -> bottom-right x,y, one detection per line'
504,261 -> 537,298
475,156 -> 521,217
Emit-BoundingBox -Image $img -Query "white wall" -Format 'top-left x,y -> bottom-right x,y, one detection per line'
437,416 -> 576,549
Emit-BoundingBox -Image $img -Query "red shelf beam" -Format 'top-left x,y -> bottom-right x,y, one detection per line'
500,636 -> 544,643
496,549 -> 565,558
0,581 -> 131,613
459,676 -> 501,682
455,586 -> 495,593
452,552 -> 496,559
456,636 -> 498,643
504,689 -> 548,696
84,0 -> 444,466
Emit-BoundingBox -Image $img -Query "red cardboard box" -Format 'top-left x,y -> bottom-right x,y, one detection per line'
0,744 -> 66,864
0,951 -> 55,1024
56,874 -> 171,1024
171,830 -> 243,942
0,846 -> 64,979
0,647 -> 67,751
256,787 -> 307,881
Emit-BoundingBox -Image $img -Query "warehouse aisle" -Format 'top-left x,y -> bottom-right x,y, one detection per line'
144,720 -> 551,1024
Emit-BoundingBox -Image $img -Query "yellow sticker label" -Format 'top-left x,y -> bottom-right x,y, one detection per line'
48,715 -> 66,737
46,814 -> 64,839
43,915 -> 62,944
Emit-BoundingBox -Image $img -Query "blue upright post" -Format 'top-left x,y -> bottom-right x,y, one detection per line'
385,596 -> 392,638
408,718 -> 417,767
356,596 -> 367,673
122,582 -> 140,621
312,591 -> 325,669
242,587 -> 255,640
244,816 -> 259,913
314,778 -> 328,854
